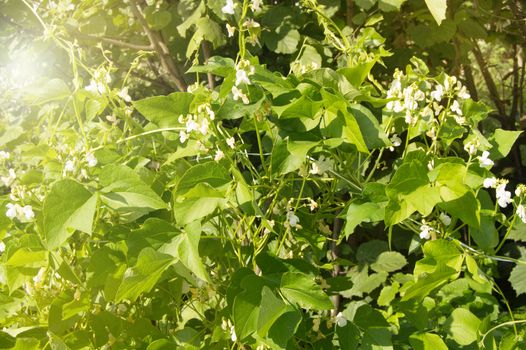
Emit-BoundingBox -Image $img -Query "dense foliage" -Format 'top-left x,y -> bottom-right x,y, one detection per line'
0,0 -> 526,349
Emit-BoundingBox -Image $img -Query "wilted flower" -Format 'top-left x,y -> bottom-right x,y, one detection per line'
222,0 -> 236,14
308,198 -> 318,211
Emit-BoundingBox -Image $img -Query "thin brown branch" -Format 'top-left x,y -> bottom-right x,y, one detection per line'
201,40 -> 215,90
74,32 -> 154,51
511,45 -> 520,120
462,63 -> 479,101
346,0 -> 354,27
129,0 -> 187,92
330,217 -> 343,316
472,41 -> 507,121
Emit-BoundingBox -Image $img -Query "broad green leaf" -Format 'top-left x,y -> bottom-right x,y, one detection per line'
439,190 -> 480,228
344,201 -> 386,237
425,0 -> 447,25
337,322 -> 360,349
409,333 -> 448,350
357,240 -> 389,265
100,164 -> 166,220
6,248 -> 47,268
233,275 -> 263,340
489,129 -> 522,160
445,308 -> 481,346
173,183 -> 227,224
343,267 -> 388,298
145,9 -> 172,30
469,214 -> 498,251
280,272 -> 333,310
509,264 -> 526,296
24,78 -> 70,105
134,92 -> 194,127
271,140 -> 317,175
43,180 -> 97,249
349,104 -> 389,149
257,287 -> 291,337
173,221 -> 210,282
115,248 -> 174,302
402,264 -> 457,301
261,310 -> 302,350
186,17 -> 226,57
355,0 -> 376,10
378,0 -> 406,12
176,161 -> 231,195
362,327 -> 393,350
370,251 -> 407,273
262,26 -> 300,54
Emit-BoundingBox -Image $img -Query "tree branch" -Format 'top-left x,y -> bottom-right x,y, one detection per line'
74,32 -> 154,51
346,0 -> 354,27
201,40 -> 215,90
462,63 -> 479,101
472,41 -> 507,121
129,0 -> 187,92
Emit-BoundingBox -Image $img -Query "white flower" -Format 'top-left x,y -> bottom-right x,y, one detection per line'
214,149 -> 225,162
1,168 -> 16,187
185,119 -> 199,133
496,183 -> 512,208
226,137 -> 236,149
439,213 -> 451,226
450,100 -> 462,115
517,204 -> 526,223
5,203 -> 17,219
310,156 -> 333,176
427,159 -> 434,171
478,151 -> 494,168
226,24 -> 236,37
179,131 -> 189,144
515,186 -> 525,197
206,106 -> 215,120
222,0 -> 236,14
251,0 -> 262,12
430,84 -> 443,102
286,210 -> 300,227
335,312 -> 347,327
118,87 -> 132,102
308,199 -> 318,211
0,241 -> 5,253
86,153 -> 97,167
464,141 -> 477,156
230,325 -> 237,342
458,86 -> 470,100
0,151 -> 9,160
199,118 -> 210,135
21,205 -> 34,221
389,134 -> 402,151
235,69 -> 251,86
419,224 -> 432,240
32,267 -> 46,283
64,160 -> 76,173
231,86 -> 250,104
483,177 -> 497,188
85,79 -> 106,95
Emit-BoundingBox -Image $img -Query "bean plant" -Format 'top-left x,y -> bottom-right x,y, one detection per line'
0,0 -> 525,349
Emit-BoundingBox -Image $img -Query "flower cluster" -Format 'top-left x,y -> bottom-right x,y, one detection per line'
178,102 -> 215,144
85,68 -> 112,95
5,202 -> 35,222
231,60 -> 255,105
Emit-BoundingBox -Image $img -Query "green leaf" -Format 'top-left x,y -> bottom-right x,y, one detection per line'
257,287 -> 291,337
24,78 -> 70,105
370,251 -> 407,273
378,0 -> 406,12
280,272 -> 333,310
409,333 -> 448,350
402,264 -> 457,301
186,17 -> 226,57
349,104 -> 389,149
43,180 -> 97,249
134,92 -> 194,128
489,129 -> 522,160
173,183 -> 227,224
425,0 -> 447,25
509,264 -> 526,296
469,213 -> 498,251
233,275 -> 263,340
439,190 -> 480,228
100,164 -> 166,221
145,9 -> 172,30
176,162 -> 231,195
172,221 -> 210,282
344,201 -> 386,237
445,308 -> 481,346
262,26 -> 300,54
362,327 -> 393,350
115,248 -> 174,302
355,0 -> 377,10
